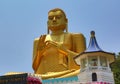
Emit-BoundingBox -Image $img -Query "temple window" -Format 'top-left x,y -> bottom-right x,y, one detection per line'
100,56 -> 107,67
89,56 -> 98,66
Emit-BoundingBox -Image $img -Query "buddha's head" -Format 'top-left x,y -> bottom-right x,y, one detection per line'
47,8 -> 68,34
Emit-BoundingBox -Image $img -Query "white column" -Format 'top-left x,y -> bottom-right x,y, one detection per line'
86,56 -> 89,66
98,56 -> 101,67
107,58 -> 110,68
86,56 -> 89,71
107,57 -> 111,71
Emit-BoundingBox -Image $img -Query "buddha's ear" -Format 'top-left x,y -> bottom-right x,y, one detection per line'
47,21 -> 49,34
66,18 -> 68,23
47,21 -> 49,25
65,18 -> 68,32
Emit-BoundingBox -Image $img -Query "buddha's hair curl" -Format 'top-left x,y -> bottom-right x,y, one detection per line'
48,8 -> 66,18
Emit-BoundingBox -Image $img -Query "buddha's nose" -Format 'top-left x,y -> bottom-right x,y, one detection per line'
53,17 -> 56,22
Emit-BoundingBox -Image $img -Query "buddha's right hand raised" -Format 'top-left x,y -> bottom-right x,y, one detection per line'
45,41 -> 67,51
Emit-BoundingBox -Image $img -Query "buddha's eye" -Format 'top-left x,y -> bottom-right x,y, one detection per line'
56,15 -> 61,19
49,16 -> 54,20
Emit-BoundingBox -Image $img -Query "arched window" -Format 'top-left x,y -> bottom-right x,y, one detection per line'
92,73 -> 97,81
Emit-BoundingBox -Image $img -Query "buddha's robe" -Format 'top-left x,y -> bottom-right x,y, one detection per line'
32,32 -> 86,78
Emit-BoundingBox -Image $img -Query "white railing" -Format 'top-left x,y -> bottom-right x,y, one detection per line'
80,66 -> 111,72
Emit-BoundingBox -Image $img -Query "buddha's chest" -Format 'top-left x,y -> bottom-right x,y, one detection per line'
45,34 -> 72,50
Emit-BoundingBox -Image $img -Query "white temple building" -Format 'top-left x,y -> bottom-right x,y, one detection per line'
74,31 -> 115,84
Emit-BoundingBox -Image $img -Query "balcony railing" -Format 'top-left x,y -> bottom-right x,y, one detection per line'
80,66 -> 111,72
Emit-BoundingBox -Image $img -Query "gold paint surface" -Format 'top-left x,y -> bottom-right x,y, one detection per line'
32,8 -> 86,79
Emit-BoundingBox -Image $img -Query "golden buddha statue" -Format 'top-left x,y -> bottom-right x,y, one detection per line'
32,8 -> 86,79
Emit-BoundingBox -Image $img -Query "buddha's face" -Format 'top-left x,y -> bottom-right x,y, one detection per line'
47,10 -> 67,32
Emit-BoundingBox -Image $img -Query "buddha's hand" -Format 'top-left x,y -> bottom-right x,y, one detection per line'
44,41 -> 68,52
37,35 -> 46,50
45,40 -> 58,47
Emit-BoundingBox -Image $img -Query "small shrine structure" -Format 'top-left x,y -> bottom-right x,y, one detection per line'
74,31 -> 115,84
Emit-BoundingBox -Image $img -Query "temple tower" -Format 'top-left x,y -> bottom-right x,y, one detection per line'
74,31 -> 115,84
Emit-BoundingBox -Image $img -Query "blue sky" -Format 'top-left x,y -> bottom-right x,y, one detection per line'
0,0 -> 120,75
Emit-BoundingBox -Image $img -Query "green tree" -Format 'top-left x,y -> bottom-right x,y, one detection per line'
111,52 -> 120,84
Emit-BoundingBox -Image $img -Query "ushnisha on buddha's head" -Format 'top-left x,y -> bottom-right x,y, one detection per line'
47,8 -> 68,34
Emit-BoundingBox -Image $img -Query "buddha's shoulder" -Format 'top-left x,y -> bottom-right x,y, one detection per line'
65,32 -> 85,37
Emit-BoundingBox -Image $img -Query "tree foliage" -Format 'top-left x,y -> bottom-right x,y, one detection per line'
111,52 -> 120,84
